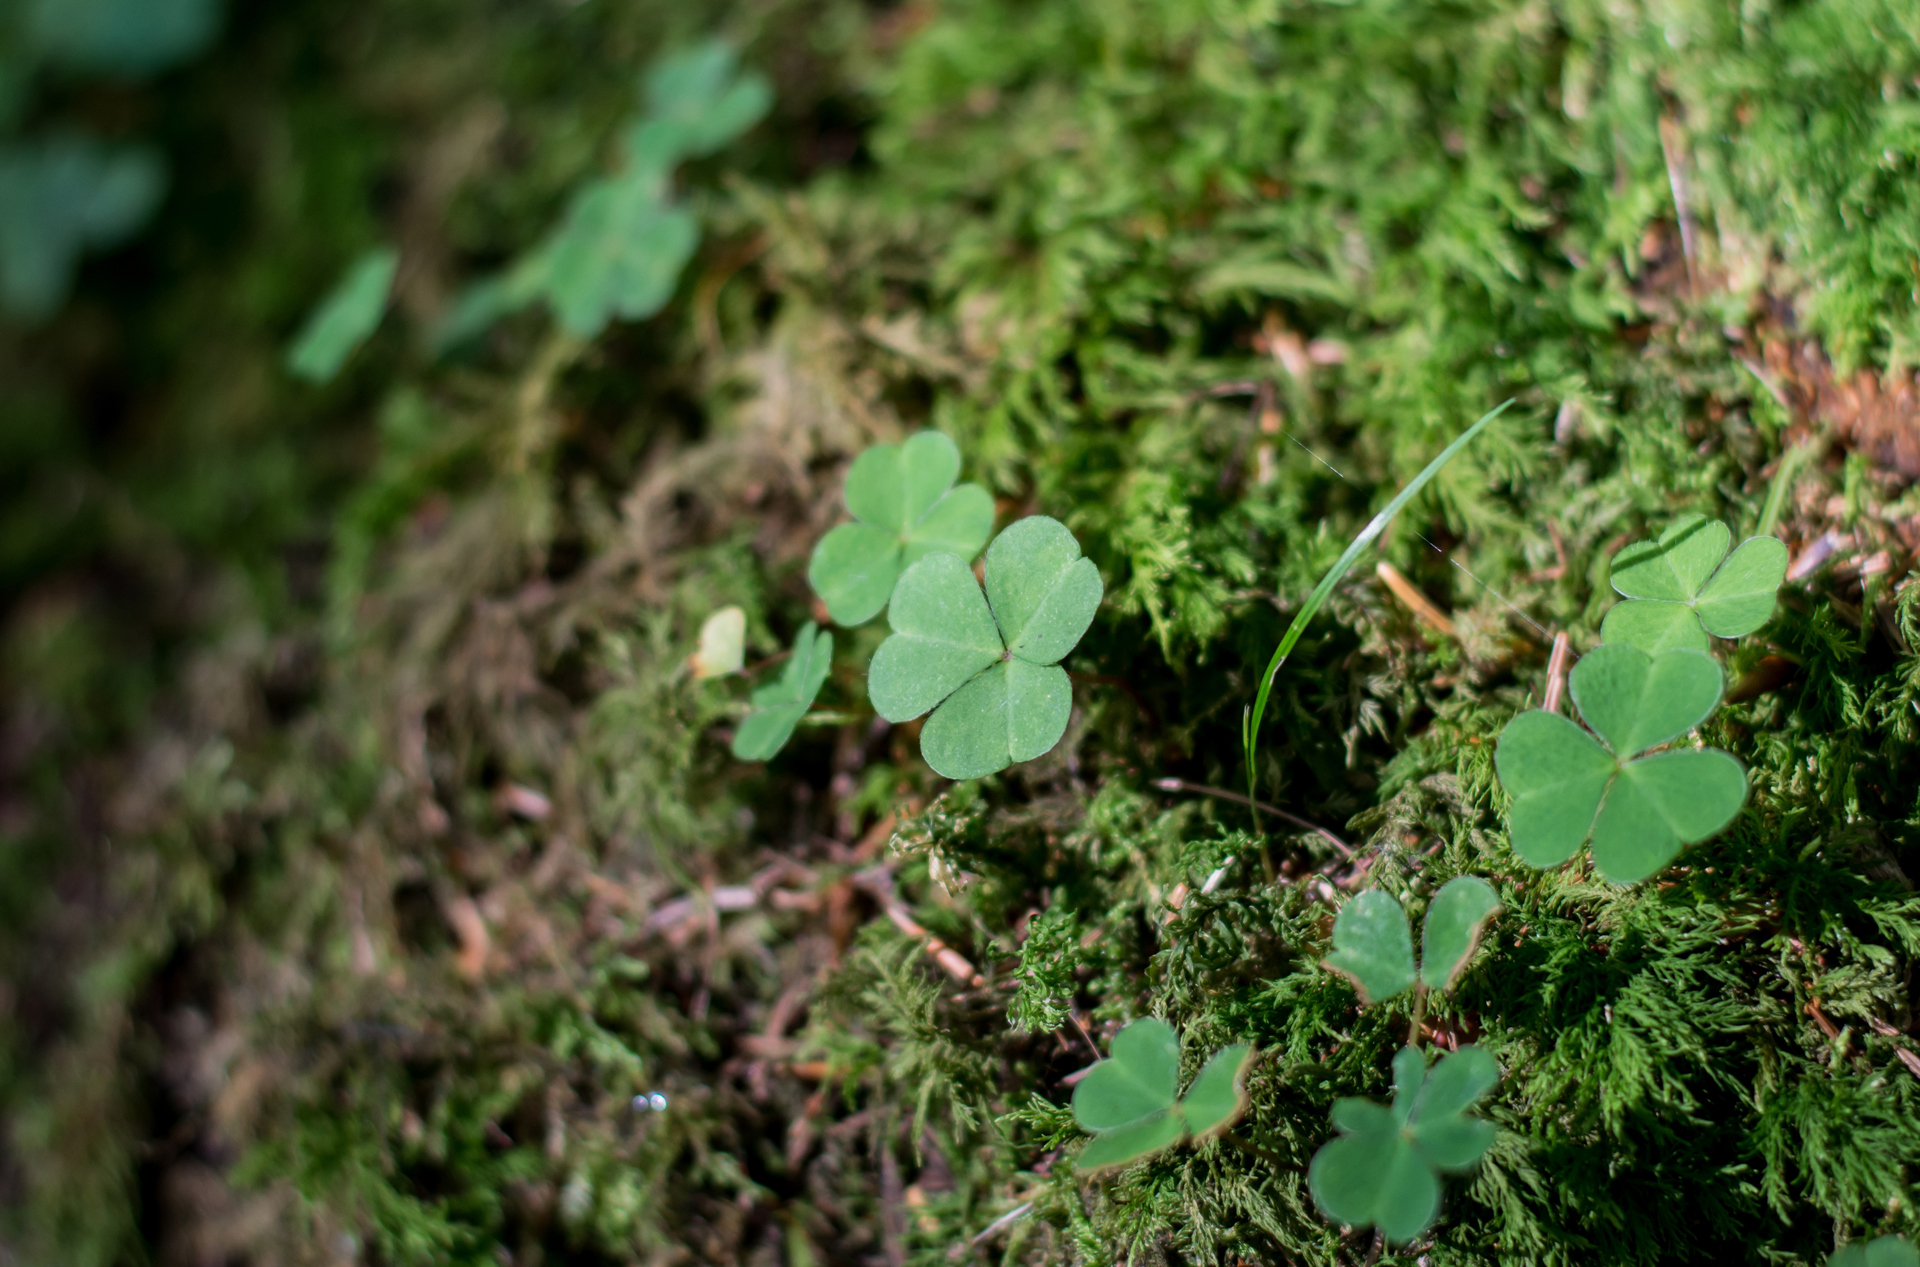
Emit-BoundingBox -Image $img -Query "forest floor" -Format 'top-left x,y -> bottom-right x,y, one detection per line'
6,1 -> 1920,1264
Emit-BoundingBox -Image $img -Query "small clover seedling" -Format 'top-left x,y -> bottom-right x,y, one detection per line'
807,432 -> 994,625
1070,1018 -> 1253,1174
730,622 -> 832,762
1308,1045 -> 1499,1243
690,606 -> 746,679
1324,878 -> 1503,1005
1834,1236 -> 1920,1267
1602,513 -> 1788,653
868,516 -> 1101,779
1495,643 -> 1748,884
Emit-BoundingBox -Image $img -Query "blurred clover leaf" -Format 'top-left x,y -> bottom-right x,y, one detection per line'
0,136 -> 165,320
868,516 -> 1101,780
286,248 -> 398,383
808,432 -> 994,625
690,606 -> 746,679
26,0 -> 221,78
434,39 -> 768,348
1602,514 -> 1788,653
1309,1046 -> 1499,1243
1495,643 -> 1747,884
731,622 -> 831,762
1070,1018 -> 1253,1174
1834,1236 -> 1920,1267
1324,877 -> 1502,1004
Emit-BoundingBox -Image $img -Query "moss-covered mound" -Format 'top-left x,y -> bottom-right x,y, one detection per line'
5,1 -> 1920,1263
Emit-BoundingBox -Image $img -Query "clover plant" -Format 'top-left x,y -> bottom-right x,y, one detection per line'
807,431 -> 994,626
868,515 -> 1101,780
1834,1235 -> 1920,1267
434,40 -> 769,348
1496,643 -> 1747,884
287,248 -> 398,383
1601,513 -> 1788,653
1070,1017 -> 1253,1174
1323,877 -> 1503,1005
730,622 -> 832,762
1308,1045 -> 1499,1243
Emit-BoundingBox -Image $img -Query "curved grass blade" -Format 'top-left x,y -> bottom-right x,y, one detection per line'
1243,399 -> 1514,799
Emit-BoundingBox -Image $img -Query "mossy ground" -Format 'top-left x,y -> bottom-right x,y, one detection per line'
5,1 -> 1920,1263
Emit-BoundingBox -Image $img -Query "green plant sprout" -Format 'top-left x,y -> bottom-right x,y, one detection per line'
807,432 -> 994,625
868,516 -> 1101,780
1308,1045 -> 1500,1243
1495,643 -> 1748,884
1070,1017 -> 1253,1174
434,40 -> 770,347
1244,400 -> 1513,800
286,248 -> 398,384
1601,513 -> 1788,653
1834,1235 -> 1920,1267
730,622 -> 832,762
1323,877 -> 1503,1005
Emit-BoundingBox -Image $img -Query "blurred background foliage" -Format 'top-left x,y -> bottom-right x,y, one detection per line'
4,0 -> 1920,1263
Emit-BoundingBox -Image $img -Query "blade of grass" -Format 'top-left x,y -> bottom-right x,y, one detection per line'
1243,399 -> 1514,800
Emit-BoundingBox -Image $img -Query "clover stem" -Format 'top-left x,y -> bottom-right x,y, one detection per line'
1406,982 -> 1428,1050
1222,1130 -> 1290,1170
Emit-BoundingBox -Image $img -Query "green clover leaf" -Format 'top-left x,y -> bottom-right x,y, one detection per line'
1495,643 -> 1748,884
1602,514 -> 1788,652
1323,878 -> 1502,1004
1833,1235 -> 1920,1267
868,515 -> 1101,779
730,622 -> 832,762
1070,1018 -> 1254,1174
1308,1046 -> 1499,1243
287,248 -> 398,383
807,432 -> 995,626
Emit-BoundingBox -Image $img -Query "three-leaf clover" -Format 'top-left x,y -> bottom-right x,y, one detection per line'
1308,1045 -> 1499,1243
1324,878 -> 1503,1005
808,432 -> 995,626
1070,1018 -> 1254,1174
868,516 -> 1101,780
1602,514 -> 1788,653
1495,643 -> 1748,884
731,622 -> 832,761
1834,1236 -> 1920,1267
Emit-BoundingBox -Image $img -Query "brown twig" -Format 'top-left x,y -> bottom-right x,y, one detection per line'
1374,561 -> 1457,639
1542,631 -> 1572,714
1152,777 -> 1352,856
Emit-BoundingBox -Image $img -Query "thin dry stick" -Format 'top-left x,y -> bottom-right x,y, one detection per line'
1542,631 -> 1572,714
1374,560 -> 1458,639
1153,777 -> 1352,856
877,899 -> 985,987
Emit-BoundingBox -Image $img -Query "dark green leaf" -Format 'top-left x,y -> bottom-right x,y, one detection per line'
1323,890 -> 1416,1004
